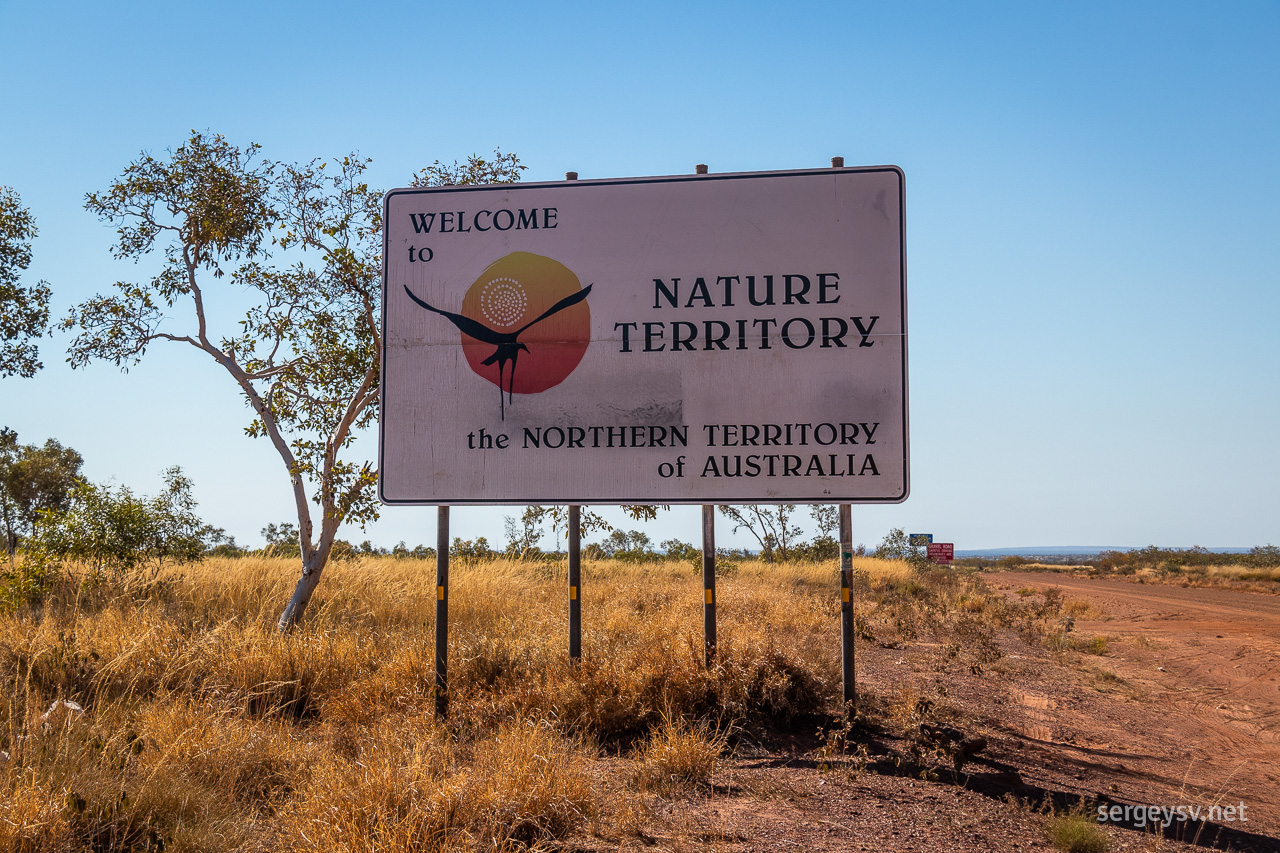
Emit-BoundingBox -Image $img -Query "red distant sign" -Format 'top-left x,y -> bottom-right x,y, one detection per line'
927,542 -> 954,564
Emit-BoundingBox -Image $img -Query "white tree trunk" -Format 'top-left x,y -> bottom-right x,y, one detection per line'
277,550 -> 329,631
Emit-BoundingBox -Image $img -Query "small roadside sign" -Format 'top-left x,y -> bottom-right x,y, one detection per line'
909,533 -> 932,546
927,542 -> 954,564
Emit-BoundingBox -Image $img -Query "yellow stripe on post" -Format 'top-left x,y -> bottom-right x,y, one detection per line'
842,588 -> 851,603
705,589 -> 714,604
437,586 -> 445,601
570,586 -> 578,600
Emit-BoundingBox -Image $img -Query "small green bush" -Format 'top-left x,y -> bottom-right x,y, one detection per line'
1046,811 -> 1109,853
0,557 -> 54,611
25,466 -> 206,587
1073,635 -> 1109,655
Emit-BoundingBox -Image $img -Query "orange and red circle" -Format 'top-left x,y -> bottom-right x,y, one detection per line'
458,252 -> 591,395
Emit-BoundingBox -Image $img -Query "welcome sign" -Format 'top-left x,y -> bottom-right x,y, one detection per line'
379,167 -> 908,505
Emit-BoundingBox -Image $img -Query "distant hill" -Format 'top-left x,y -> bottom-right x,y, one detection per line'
955,546 -> 1252,559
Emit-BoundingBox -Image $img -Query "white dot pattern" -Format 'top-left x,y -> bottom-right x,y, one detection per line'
479,277 -> 528,329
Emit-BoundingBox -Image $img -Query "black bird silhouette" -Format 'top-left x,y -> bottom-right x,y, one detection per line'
404,283 -> 593,419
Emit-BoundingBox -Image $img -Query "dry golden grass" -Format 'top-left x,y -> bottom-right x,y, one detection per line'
630,714 -> 727,796
0,553 -> 1003,851
275,714 -> 596,852
1016,560 -> 1280,593
1178,563 -> 1280,586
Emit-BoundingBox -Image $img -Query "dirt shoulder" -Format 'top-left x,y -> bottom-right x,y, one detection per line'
986,572 -> 1280,842
577,572 -> 1280,852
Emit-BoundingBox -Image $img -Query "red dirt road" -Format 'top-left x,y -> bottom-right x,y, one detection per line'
989,572 -> 1280,835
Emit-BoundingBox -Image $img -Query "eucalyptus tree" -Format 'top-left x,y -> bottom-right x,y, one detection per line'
716,504 -> 803,562
65,131 -> 522,629
0,428 -> 83,559
0,186 -> 52,378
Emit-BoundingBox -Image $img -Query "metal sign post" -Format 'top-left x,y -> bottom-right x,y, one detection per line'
702,504 -> 716,666
563,171 -> 584,666
839,502 -> 855,709
695,165 -> 716,669
568,504 -> 582,661
435,505 -> 450,718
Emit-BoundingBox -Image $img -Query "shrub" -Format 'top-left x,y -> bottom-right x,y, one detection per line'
794,535 -> 840,561
874,528 -> 931,569
660,538 -> 700,566
1248,544 -> 1280,567
24,467 -> 206,589
0,555 -> 54,611
1075,636 -> 1109,656
1045,811 -> 1109,853
631,716 -> 726,795
260,521 -> 300,557
450,536 -> 494,562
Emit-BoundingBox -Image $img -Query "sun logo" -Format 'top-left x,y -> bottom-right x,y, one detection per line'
404,252 -> 592,419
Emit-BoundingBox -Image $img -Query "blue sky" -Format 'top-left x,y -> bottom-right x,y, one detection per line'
2,1 -> 1277,551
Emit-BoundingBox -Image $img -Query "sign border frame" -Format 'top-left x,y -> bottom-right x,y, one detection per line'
378,165 -> 909,506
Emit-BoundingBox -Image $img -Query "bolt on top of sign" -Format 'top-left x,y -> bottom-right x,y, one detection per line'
380,166 -> 908,505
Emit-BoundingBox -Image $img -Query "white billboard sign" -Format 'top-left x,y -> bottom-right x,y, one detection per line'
380,167 -> 907,505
